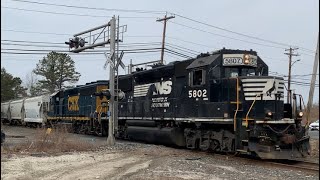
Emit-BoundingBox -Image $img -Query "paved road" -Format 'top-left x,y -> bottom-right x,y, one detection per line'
309,130 -> 319,140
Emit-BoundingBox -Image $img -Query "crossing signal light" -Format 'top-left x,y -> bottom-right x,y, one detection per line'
93,89 -> 125,101
79,38 -> 87,47
94,90 -> 111,100
65,37 -> 87,49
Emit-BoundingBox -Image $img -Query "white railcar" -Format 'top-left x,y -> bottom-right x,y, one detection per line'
1,101 -> 11,120
9,98 -> 25,124
24,95 -> 50,126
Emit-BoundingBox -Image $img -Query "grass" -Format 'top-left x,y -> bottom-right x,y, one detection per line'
1,126 -> 98,155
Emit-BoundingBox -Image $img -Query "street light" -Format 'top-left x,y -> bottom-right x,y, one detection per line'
287,59 -> 301,104
291,59 -> 301,67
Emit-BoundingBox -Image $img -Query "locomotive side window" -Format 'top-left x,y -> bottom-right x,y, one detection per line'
190,69 -> 206,86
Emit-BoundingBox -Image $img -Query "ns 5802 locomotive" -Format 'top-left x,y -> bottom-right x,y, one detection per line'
48,48 -> 310,160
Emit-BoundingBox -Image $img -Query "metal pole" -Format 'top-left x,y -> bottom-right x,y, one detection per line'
106,16 -> 116,145
287,48 -> 292,104
129,59 -> 132,74
114,15 -> 120,133
306,33 -> 319,127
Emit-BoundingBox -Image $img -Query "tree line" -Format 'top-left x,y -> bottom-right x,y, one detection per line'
1,51 -> 80,102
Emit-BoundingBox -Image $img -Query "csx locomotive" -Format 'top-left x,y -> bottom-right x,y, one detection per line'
47,48 -> 310,159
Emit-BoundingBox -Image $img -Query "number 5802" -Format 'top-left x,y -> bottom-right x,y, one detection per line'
188,89 -> 207,98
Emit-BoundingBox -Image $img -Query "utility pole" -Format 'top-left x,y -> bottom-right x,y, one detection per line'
106,16 -> 116,145
157,13 -> 175,65
285,47 -> 299,104
306,33 -> 319,127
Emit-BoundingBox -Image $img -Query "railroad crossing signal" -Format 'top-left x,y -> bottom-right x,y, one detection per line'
104,50 -> 125,70
65,37 -> 87,49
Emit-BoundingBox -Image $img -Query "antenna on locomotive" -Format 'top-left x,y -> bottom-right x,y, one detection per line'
66,16 -> 127,146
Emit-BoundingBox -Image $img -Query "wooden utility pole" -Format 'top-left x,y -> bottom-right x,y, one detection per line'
157,14 -> 175,65
285,47 -> 299,104
306,33 -> 319,127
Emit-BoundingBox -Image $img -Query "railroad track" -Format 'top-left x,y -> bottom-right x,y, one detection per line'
267,160 -> 319,174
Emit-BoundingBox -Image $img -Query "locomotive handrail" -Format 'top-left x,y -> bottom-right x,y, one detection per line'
233,78 -> 239,131
245,94 -> 260,127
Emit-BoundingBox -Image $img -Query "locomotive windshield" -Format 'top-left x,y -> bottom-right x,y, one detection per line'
224,67 -> 256,78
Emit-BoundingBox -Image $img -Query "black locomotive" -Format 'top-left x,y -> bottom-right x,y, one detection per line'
48,48 -> 310,159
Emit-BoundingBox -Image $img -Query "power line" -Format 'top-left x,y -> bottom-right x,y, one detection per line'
10,0 -> 165,14
8,0 -> 316,53
1,47 -> 162,53
1,39 -> 202,57
1,39 -> 63,44
2,6 -> 158,19
169,21 -> 288,50
2,29 -> 71,36
172,13 -> 316,53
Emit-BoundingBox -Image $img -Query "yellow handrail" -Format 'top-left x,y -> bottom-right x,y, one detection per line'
245,94 -> 260,127
233,78 -> 239,131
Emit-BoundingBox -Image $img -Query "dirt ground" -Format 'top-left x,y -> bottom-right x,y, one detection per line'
1,125 -> 319,180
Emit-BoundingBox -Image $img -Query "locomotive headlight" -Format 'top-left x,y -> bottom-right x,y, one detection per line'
266,111 -> 273,118
244,54 -> 250,64
298,111 -> 303,117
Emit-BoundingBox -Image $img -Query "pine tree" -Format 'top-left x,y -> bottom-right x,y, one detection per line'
33,51 -> 81,93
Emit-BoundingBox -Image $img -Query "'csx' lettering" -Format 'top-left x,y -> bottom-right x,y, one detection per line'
68,96 -> 79,111
152,81 -> 172,95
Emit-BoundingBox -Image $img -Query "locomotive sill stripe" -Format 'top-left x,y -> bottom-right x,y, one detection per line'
245,97 -> 284,101
256,119 -> 294,124
118,117 -> 233,122
47,117 -> 91,121
245,95 -> 284,98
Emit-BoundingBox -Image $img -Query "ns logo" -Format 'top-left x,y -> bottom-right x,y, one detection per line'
151,81 -> 172,96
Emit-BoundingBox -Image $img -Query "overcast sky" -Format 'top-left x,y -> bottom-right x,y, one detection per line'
1,0 -> 319,102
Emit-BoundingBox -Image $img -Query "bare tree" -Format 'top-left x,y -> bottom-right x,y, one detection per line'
24,71 -> 44,97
